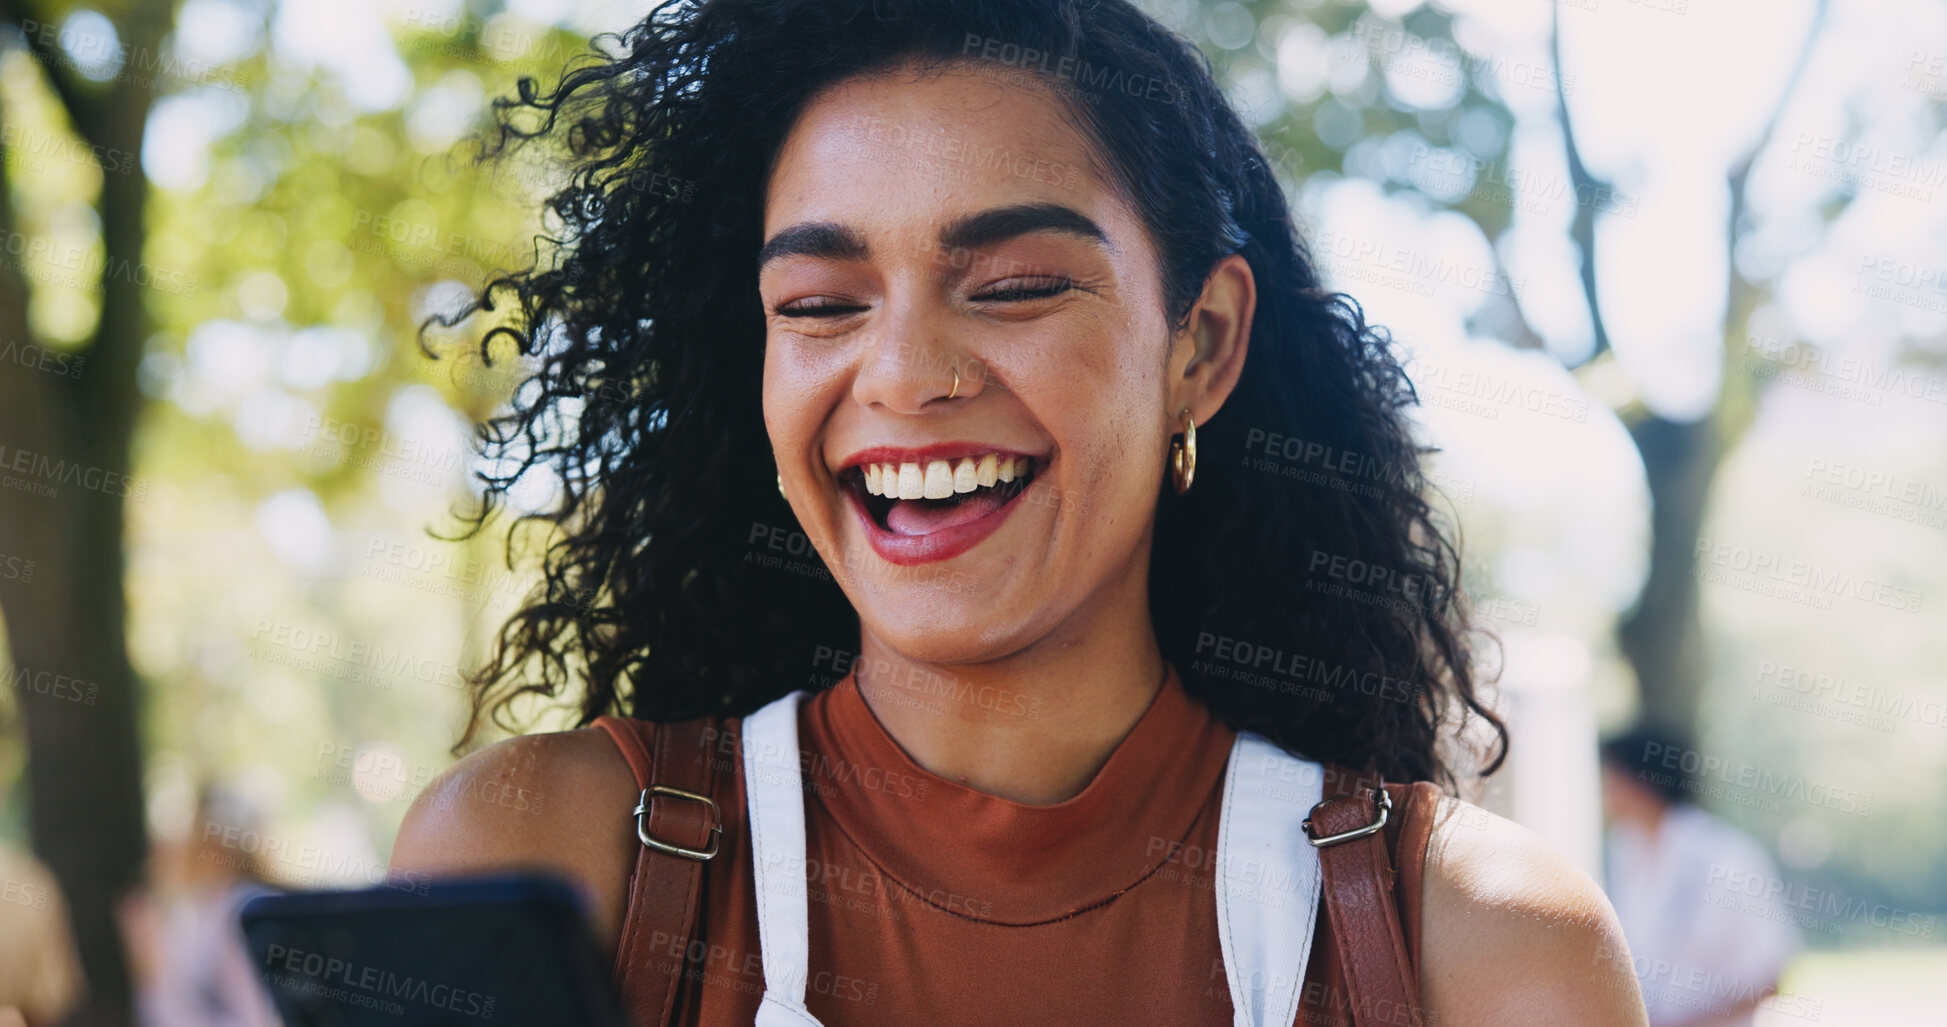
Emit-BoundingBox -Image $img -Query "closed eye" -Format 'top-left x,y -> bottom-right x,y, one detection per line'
774,298 -> 870,318
974,278 -> 1075,302
774,278 -> 1076,317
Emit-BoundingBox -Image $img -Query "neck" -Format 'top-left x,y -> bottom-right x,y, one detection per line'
850,569 -> 1167,806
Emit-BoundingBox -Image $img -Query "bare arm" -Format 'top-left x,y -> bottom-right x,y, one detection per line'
387,727 -> 641,964
1417,797 -> 1650,1027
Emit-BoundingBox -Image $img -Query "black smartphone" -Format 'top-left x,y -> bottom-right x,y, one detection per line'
239,871 -> 626,1027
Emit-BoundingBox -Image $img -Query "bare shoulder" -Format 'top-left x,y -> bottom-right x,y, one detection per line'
387,726 -> 640,963
1416,794 -> 1648,1027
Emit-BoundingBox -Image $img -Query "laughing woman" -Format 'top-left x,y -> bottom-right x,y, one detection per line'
389,1 -> 1648,1024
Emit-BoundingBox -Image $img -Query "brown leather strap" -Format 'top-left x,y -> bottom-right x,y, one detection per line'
596,715 -> 655,787
1389,781 -> 1440,965
1310,770 -> 1425,1027
593,715 -> 722,1027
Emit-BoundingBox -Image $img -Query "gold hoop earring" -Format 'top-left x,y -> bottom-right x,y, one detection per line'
777,472 -> 786,498
946,367 -> 961,401
1169,408 -> 1197,495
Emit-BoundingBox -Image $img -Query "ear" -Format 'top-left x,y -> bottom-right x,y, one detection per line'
1165,253 -> 1256,426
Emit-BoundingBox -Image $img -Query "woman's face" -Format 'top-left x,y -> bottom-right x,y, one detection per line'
759,61 -> 1249,664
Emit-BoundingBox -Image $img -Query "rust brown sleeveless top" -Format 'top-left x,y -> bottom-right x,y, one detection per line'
597,664 -> 1440,1026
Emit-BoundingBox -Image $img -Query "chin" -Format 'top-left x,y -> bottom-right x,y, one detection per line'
848,585 -> 1045,669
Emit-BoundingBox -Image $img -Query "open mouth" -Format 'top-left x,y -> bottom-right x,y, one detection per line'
841,453 -> 1038,538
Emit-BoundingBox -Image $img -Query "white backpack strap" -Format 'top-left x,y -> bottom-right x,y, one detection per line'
741,690 -> 827,1027
1215,730 -> 1326,1027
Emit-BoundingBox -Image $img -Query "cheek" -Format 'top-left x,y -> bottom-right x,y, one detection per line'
1010,314 -> 1168,495
1025,393 -> 1164,523
1018,307 -> 1154,397
760,360 -> 793,452
762,341 -> 836,453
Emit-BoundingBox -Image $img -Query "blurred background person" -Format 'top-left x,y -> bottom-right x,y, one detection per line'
0,833 -> 83,1027
1600,724 -> 1803,1027
116,785 -> 281,1027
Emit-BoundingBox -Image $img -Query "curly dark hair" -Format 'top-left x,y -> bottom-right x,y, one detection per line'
433,0 -> 1508,791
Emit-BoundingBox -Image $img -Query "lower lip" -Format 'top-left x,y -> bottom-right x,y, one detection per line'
848,482 -> 1031,566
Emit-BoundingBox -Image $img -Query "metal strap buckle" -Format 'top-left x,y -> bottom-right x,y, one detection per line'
1302,786 -> 1392,848
633,785 -> 722,861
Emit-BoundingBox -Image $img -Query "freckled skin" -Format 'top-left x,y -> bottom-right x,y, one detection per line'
389,58 -> 1648,1027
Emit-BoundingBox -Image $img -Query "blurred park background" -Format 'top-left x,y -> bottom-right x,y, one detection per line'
0,0 -> 1942,1023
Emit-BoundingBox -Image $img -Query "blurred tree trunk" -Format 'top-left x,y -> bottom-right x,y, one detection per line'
1614,418 -> 1719,731
0,1 -> 172,1023
1552,1 -> 1825,739
1551,23 -> 1716,734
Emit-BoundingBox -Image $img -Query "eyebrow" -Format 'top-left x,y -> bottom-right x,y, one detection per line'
756,202 -> 1112,274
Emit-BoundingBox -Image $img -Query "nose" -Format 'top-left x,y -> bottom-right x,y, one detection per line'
849,294 -> 980,414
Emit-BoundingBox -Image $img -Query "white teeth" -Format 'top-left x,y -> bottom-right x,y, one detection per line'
860,453 -> 1030,499
923,460 -> 954,499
